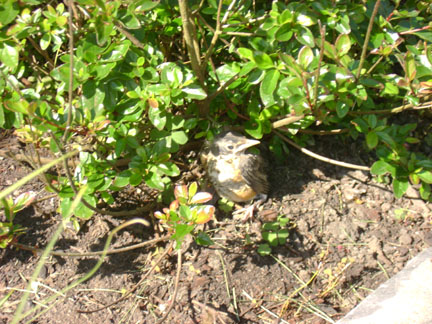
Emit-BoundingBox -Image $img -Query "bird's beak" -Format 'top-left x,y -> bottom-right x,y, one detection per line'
236,139 -> 260,153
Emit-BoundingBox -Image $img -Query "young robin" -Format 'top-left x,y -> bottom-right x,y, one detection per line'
201,131 -> 269,218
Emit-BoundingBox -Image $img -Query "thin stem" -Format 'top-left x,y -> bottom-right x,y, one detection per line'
356,0 -> 381,80
157,248 -> 182,323
11,234 -> 170,257
313,22 -> 326,110
179,0 -> 205,87
201,0 -> 224,69
349,98 -> 432,115
273,130 -> 370,171
63,0 -> 75,144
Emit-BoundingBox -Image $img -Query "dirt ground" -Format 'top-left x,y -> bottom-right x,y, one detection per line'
0,130 -> 431,324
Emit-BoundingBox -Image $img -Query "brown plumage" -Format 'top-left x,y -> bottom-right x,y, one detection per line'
201,131 -> 269,203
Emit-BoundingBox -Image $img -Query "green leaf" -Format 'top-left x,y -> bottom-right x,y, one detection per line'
296,27 -> 315,47
382,82 -> 399,95
298,46 -> 313,69
420,182 -> 431,200
74,196 -> 96,220
157,162 -> 180,176
297,13 -> 316,26
253,52 -> 274,70
40,33 -> 51,50
145,171 -> 164,190
336,101 -> 349,118
0,42 -> 19,71
278,9 -> 293,24
161,63 -> 183,87
335,34 -> 351,56
245,119 -> 264,139
323,41 -> 337,59
136,0 -> 160,11
377,131 -> 395,147
366,131 -> 378,149
371,160 -> 392,175
275,23 -> 293,42
4,99 -> 30,115
171,131 -> 188,144
95,15 -> 113,46
149,108 -> 166,130
215,63 -> 240,82
237,47 -> 254,60
367,114 -> 377,128
0,0 -> 19,26
171,223 -> 194,249
405,51 -> 416,81
393,179 -> 409,198
257,243 -> 272,256
181,85 -> 207,99
195,231 -> 214,246
259,69 -> 280,107
418,170 -> 432,184
188,182 -> 198,199
129,172 -> 143,186
113,170 -> 132,188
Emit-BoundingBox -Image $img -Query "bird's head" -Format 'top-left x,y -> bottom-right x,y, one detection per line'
209,131 -> 260,158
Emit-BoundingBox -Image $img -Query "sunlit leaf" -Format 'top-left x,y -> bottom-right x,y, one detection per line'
259,69 -> 280,106
190,192 -> 212,204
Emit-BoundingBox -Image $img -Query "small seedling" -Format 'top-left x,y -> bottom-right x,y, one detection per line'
154,182 -> 215,249
258,215 -> 293,256
0,191 -> 36,248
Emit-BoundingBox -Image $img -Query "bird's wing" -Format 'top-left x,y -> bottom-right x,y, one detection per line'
240,153 -> 269,195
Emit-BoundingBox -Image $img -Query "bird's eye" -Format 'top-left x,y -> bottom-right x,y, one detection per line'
227,144 -> 234,150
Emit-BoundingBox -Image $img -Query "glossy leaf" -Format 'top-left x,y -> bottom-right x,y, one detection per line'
405,51 -> 417,81
181,85 -> 207,99
371,160 -> 392,175
253,52 -> 274,70
393,179 -> 409,198
194,205 -> 214,224
275,23 -> 293,42
174,184 -> 188,201
298,46 -> 313,69
366,131 -> 378,149
335,34 -> 351,56
0,42 -> 18,71
259,69 -> 280,106
188,182 -> 198,200
418,170 -> 432,184
189,192 -> 212,204
171,131 -> 188,144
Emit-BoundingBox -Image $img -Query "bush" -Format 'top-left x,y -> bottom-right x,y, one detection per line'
0,0 -> 431,232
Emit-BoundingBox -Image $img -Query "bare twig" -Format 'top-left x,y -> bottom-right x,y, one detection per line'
298,128 -> 349,135
242,290 -> 290,324
179,0 -> 205,87
79,241 -> 174,313
349,97 -> 432,115
201,0 -> 224,69
313,22 -> 326,110
63,0 -> 75,144
272,115 -> 305,129
11,234 -> 170,257
114,20 -> 145,49
273,129 -> 371,171
207,74 -> 240,101
400,25 -> 431,35
157,248 -> 182,323
356,0 -> 381,80
197,13 -> 231,47
26,37 -> 55,68
223,31 -> 256,37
